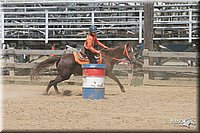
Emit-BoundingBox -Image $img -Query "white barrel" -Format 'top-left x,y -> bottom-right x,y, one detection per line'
82,64 -> 106,99
82,77 -> 105,88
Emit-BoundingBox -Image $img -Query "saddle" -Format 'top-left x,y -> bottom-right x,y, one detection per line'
73,48 -> 102,65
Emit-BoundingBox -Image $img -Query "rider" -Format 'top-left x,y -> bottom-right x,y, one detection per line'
50,42 -> 56,57
84,25 -> 109,64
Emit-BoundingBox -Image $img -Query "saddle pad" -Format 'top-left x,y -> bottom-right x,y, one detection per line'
73,51 -> 102,65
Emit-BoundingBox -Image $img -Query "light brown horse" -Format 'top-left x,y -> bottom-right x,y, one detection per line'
30,42 -> 135,95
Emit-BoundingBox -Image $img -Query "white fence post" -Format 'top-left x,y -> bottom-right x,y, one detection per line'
189,9 -> 192,43
91,11 -> 94,25
1,12 -> 4,44
0,2 -> 2,129
45,10 -> 48,44
139,10 -> 143,43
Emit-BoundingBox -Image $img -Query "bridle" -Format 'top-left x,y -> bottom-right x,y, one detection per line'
123,44 -> 132,60
102,44 -> 133,63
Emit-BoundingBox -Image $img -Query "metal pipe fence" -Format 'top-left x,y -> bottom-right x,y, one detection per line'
1,1 -> 199,44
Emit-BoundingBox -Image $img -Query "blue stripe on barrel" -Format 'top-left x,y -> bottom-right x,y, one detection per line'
82,64 -> 106,100
82,88 -> 105,99
82,64 -> 106,69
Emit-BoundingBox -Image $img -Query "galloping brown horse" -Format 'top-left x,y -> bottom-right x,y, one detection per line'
30,42 -> 135,95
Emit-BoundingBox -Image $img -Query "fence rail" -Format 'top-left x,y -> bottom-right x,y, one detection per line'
1,48 -> 198,86
0,48 -> 133,76
1,49 -> 72,55
0,49 -> 73,74
143,50 -> 198,84
143,51 -> 198,58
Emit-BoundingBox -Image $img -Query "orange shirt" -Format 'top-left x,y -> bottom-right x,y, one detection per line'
50,45 -> 55,56
84,34 -> 107,53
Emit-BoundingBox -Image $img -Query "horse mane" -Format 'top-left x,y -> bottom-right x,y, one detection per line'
104,42 -> 129,56
113,42 -> 131,50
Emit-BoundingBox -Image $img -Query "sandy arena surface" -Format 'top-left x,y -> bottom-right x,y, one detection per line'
2,82 -> 198,131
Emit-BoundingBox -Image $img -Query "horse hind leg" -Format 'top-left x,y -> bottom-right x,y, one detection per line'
43,75 -> 70,95
53,75 -> 72,94
43,79 -> 55,95
53,84 -> 61,94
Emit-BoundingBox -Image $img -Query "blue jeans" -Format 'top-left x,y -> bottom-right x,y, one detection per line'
84,48 -> 97,64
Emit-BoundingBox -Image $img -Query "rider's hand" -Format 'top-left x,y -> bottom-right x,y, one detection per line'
105,48 -> 112,51
97,50 -> 101,54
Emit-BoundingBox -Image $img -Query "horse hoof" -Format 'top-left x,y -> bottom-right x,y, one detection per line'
63,90 -> 72,96
55,91 -> 61,94
121,89 -> 126,93
42,92 -> 48,95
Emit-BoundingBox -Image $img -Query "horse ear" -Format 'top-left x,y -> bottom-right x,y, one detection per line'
126,42 -> 132,49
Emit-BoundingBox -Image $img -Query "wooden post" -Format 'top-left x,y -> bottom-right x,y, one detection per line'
9,47 -> 15,78
128,64 -> 133,86
144,2 -> 154,80
143,49 -> 149,84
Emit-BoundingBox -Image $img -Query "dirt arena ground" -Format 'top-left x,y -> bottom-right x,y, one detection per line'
2,82 -> 198,131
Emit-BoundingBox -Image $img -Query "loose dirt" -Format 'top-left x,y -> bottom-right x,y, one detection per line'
2,82 -> 198,131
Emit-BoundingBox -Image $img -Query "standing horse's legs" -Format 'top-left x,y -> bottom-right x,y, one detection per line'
43,75 -> 70,95
106,72 -> 126,93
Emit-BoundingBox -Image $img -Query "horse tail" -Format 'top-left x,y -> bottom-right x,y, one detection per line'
30,56 -> 61,80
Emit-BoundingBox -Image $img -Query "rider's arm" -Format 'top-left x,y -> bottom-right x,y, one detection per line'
94,37 -> 108,49
86,37 -> 99,54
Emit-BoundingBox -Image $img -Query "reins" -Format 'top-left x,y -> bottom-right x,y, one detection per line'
102,53 -> 127,62
123,44 -> 131,59
102,44 -> 130,62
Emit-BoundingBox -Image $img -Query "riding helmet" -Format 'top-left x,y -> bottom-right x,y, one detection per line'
89,25 -> 97,33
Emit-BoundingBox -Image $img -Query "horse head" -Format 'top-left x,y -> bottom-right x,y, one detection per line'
122,42 -> 135,64
101,42 -> 135,64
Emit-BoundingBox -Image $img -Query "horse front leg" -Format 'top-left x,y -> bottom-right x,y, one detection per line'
106,72 -> 125,93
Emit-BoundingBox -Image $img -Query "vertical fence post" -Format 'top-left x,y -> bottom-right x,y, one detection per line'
144,2 -> 154,80
1,12 -> 4,44
189,9 -> 192,43
0,2 -> 2,129
9,47 -> 15,78
143,49 -> 149,84
91,11 -> 94,25
45,10 -> 48,44
139,10 -> 143,43
0,10 -> 2,53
